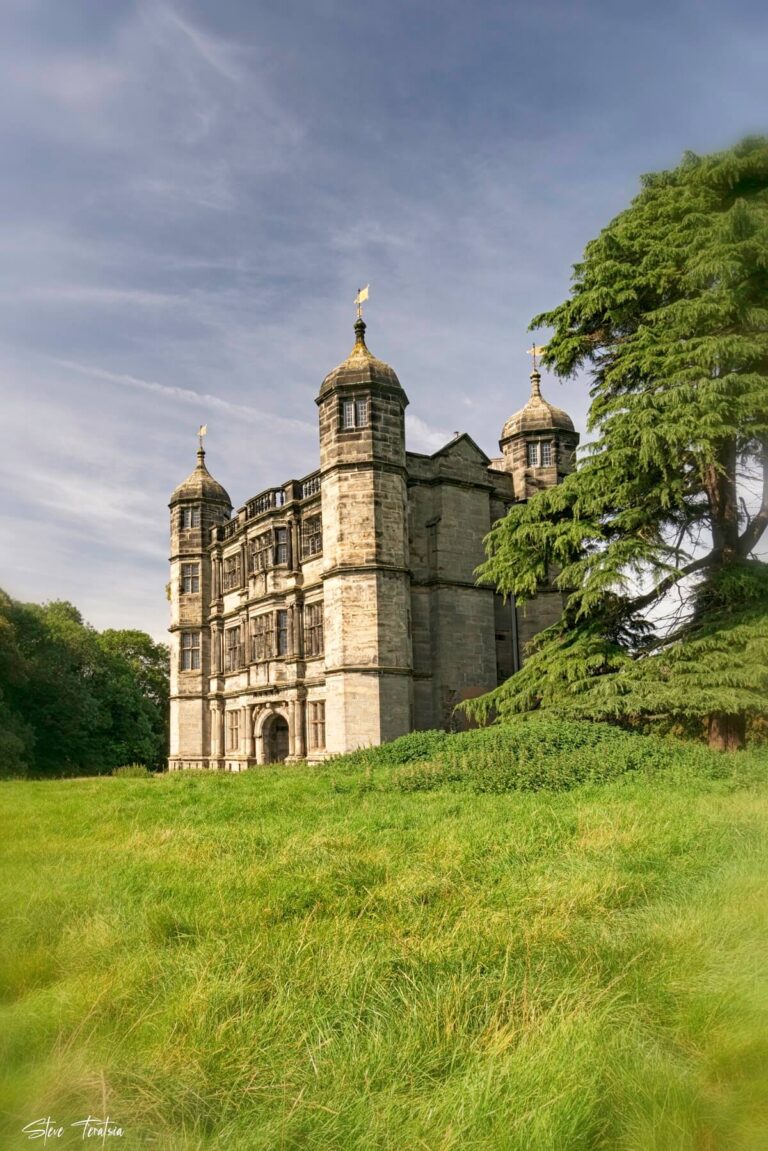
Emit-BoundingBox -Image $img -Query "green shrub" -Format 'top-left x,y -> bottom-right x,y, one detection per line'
327,729 -> 452,772
112,763 -> 153,779
390,718 -> 736,794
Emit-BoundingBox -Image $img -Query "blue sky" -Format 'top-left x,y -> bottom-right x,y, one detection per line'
0,0 -> 765,639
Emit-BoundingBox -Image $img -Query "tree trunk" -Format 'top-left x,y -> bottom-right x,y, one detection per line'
707,712 -> 746,751
703,439 -> 740,563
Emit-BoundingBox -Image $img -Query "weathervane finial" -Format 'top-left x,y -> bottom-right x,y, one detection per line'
355,284 -> 370,321
527,343 -> 546,371
198,424 -> 207,458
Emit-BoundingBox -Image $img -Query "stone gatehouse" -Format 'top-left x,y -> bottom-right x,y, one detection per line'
168,315 -> 578,769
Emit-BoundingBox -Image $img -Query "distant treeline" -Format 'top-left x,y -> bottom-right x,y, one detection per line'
0,590 -> 169,777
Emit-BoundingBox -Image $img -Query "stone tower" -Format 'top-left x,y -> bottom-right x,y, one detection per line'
168,446 -> 231,770
497,364 -> 580,655
316,316 -> 413,753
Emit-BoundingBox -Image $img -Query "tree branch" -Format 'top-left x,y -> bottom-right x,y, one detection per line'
738,436 -> 768,556
628,553 -> 715,615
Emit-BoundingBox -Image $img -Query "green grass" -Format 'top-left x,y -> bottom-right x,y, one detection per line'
2,721 -> 768,1149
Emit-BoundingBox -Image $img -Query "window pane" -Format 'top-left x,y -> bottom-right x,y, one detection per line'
527,442 -> 538,467
540,441 -> 552,466
342,400 -> 354,429
355,399 -> 368,427
181,562 -> 199,593
181,631 -> 200,670
301,514 -> 322,558
276,609 -> 289,656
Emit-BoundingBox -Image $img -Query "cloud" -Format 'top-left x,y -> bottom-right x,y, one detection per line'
52,359 -> 317,437
155,4 -> 247,84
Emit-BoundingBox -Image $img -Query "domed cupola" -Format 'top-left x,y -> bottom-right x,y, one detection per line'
316,302 -> 409,475
500,366 -> 575,442
318,316 -> 406,399
170,445 -> 231,509
498,355 -> 579,500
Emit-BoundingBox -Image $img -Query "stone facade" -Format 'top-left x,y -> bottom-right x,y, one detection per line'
168,319 -> 579,769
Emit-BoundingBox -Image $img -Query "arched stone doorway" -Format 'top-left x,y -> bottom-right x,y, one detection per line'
263,714 -> 290,764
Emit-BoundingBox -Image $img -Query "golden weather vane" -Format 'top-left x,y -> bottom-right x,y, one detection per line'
198,424 -> 207,451
527,343 -> 546,371
355,284 -> 370,320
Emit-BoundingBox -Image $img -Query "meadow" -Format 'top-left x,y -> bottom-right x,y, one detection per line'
2,720 -> 768,1150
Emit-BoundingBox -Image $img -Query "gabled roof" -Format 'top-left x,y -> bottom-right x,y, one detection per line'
430,432 -> 491,465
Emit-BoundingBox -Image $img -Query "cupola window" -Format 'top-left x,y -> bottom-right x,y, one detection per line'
527,442 -> 554,468
180,506 -> 200,529
340,397 -> 369,430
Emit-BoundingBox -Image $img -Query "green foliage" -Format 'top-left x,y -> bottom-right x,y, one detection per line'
112,763 -> 155,778
477,139 -> 768,745
2,757 -> 768,1148
330,718 -> 730,794
0,590 -> 169,776
327,728 -> 453,771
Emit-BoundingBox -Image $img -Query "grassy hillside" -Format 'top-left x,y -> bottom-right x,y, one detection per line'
2,722 -> 768,1150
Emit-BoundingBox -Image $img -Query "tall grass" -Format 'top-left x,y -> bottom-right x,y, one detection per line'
1,722 -> 767,1149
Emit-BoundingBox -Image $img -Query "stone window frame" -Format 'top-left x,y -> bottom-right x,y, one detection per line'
222,553 -> 242,591
250,613 -> 272,662
301,513 -> 323,559
339,395 -> 370,430
224,625 -> 243,672
274,526 -> 289,566
226,709 -> 240,752
308,701 -> 326,750
276,609 -> 289,657
180,631 -> 201,671
527,441 -> 554,468
250,531 -> 272,573
180,562 -> 199,594
179,506 -> 200,529
304,601 -> 324,658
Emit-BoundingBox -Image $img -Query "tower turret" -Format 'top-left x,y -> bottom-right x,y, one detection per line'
499,361 -> 579,499
168,444 -> 231,770
316,308 -> 413,753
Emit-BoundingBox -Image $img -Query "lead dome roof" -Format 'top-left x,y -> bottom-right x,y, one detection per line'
318,318 -> 404,398
170,448 -> 232,507
500,369 -> 575,442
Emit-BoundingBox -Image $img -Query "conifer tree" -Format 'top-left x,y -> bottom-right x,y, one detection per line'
471,139 -> 768,749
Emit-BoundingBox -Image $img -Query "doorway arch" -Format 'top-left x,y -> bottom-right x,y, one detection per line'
262,713 -> 290,764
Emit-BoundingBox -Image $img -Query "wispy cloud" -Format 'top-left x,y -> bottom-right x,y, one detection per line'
155,4 -> 247,84
52,359 -> 317,436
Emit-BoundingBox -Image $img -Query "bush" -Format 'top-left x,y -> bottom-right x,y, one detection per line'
388,719 -> 735,794
112,763 -> 153,779
327,729 -> 453,772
